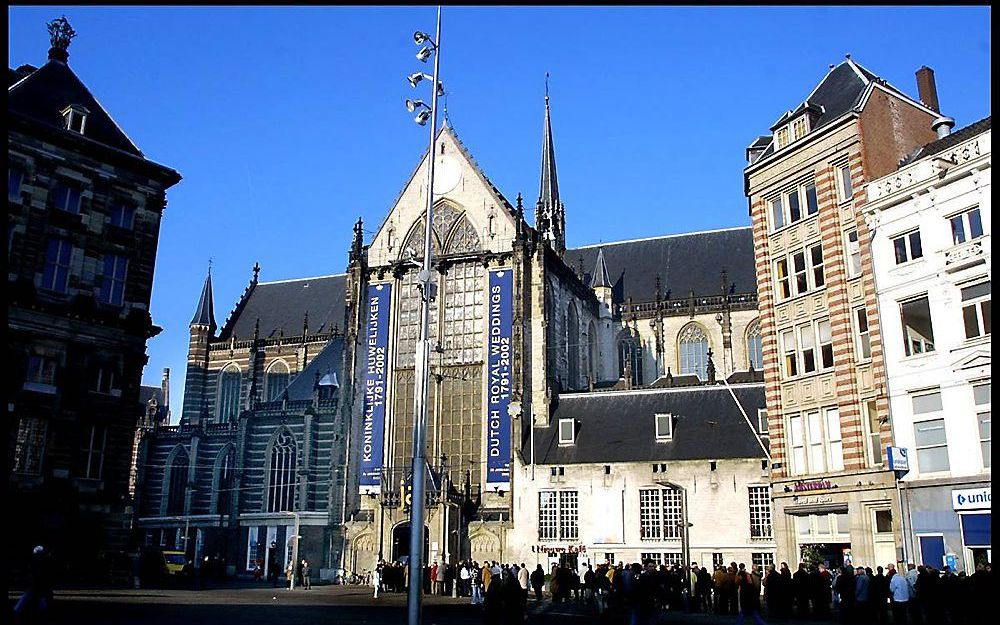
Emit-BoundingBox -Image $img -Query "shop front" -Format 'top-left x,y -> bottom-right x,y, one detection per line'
904,482 -> 991,573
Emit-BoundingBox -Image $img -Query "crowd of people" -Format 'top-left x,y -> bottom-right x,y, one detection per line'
369,555 -> 993,625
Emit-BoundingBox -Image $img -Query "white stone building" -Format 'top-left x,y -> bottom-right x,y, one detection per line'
864,117 -> 991,573
506,383 -> 776,572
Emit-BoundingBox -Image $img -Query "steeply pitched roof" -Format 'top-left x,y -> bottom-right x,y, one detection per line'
565,226 -> 757,304
899,116 -> 991,166
528,383 -> 767,465
191,271 -> 216,330
8,59 -> 143,156
590,247 -> 612,289
219,274 -> 347,340
538,94 -> 560,209
282,337 -> 344,401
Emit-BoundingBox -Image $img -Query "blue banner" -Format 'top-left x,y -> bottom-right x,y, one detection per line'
359,283 -> 391,493
486,268 -> 513,487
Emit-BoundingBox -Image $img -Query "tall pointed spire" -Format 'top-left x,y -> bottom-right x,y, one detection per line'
190,266 -> 216,332
591,247 -> 612,289
536,72 -> 566,255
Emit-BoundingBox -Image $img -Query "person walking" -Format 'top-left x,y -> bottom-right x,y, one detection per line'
373,563 -> 381,599
300,559 -> 311,590
471,563 -> 483,605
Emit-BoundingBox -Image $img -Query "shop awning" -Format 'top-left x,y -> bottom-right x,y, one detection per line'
785,504 -> 850,516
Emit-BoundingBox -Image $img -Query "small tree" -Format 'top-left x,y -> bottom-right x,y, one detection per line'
799,544 -> 825,569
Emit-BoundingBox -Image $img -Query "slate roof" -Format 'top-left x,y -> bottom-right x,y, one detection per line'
8,59 -> 143,156
139,385 -> 164,406
281,337 -> 344,401
528,383 -> 767,465
564,226 -> 757,304
754,59 -> 930,162
899,116 -> 991,166
219,274 -> 348,340
191,272 -> 217,329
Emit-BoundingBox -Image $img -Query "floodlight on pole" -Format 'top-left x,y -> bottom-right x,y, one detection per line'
416,47 -> 433,62
408,72 -> 433,88
406,99 -> 429,113
414,110 -> 431,125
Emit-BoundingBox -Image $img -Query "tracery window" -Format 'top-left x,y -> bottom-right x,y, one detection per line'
216,447 -> 235,515
218,365 -> 242,422
166,448 -> 189,515
440,262 -> 484,365
747,321 -> 763,370
566,304 -> 580,389
396,269 -> 439,368
265,361 -> 290,402
618,336 -> 643,386
679,323 -> 709,380
267,430 -> 297,513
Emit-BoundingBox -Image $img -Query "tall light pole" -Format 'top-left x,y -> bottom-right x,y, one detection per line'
406,7 -> 443,625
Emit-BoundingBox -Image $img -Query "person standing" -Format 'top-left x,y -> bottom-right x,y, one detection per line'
482,561 -> 493,594
373,563 -> 381,599
889,565 -> 909,625
835,565 -> 855,623
855,566 -> 871,622
530,564 -> 545,602
517,562 -> 530,603
735,569 -> 769,625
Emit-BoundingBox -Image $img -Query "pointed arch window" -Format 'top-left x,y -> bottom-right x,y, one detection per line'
747,320 -> 764,371
265,361 -> 290,402
587,320 -> 598,384
165,448 -> 189,515
267,430 -> 297,513
566,304 -> 580,389
215,446 -> 235,515
679,323 -> 709,380
217,365 -> 242,422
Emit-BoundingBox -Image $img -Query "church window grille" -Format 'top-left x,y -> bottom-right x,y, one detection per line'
566,304 -> 580,389
216,447 -> 235,515
679,323 -> 709,380
166,449 -> 189,515
747,321 -> 763,370
397,269 -> 439,368
265,361 -> 290,401
267,430 -> 297,513
618,337 -> 642,386
588,321 -> 598,383
440,262 -> 484,365
218,365 -> 242,422
13,417 -> 47,475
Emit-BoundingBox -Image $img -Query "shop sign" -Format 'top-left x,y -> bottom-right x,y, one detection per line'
794,479 -> 832,492
952,487 -> 991,511
886,447 -> 910,473
796,495 -> 834,505
532,545 -> 587,555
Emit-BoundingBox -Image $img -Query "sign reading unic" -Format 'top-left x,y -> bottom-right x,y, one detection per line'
952,487 -> 991,511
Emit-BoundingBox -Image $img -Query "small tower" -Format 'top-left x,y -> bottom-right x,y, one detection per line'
590,247 -> 613,318
535,74 -> 566,256
181,268 -> 216,425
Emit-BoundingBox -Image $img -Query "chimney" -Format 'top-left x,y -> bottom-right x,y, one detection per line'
161,367 -> 171,411
932,116 -> 956,139
915,66 -> 940,113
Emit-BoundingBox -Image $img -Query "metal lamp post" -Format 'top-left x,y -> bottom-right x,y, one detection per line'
405,7 -> 443,625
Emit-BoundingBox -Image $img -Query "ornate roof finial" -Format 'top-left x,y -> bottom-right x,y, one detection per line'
208,257 -> 213,276
47,16 -> 76,62
302,311 -> 309,337
350,217 -> 364,264
545,71 -> 550,104
252,261 -> 260,285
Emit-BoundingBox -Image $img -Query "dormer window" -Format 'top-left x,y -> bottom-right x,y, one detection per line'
776,127 -> 790,149
558,418 -> 575,445
792,117 -> 808,140
655,413 -> 673,441
61,104 -> 89,134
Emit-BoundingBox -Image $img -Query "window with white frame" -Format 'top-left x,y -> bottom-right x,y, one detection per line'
774,244 -> 824,300
892,230 -> 923,265
42,238 -> 72,293
846,229 -> 862,278
900,296 -> 935,356
13,417 -> 47,475
99,254 -> 128,306
781,329 -> 797,377
558,418 -> 575,445
62,105 -> 88,134
749,485 -> 773,539
949,207 -> 984,245
771,197 -> 785,230
655,413 -> 673,441
769,181 -> 819,232
865,399 -> 883,466
538,491 -> 558,540
640,552 -> 663,566
559,491 -> 579,540
712,553 -> 725,569
752,552 -> 775,570
747,321 -> 763,371
912,390 -> 948,473
788,408 -> 843,475
52,182 -> 82,214
792,118 -> 807,140
776,127 -> 789,150
974,383 -> 990,469
781,319 -> 833,378
837,164 -> 853,202
81,423 -> 107,479
639,487 -> 683,540
92,364 -> 117,394
855,307 -> 871,360
757,409 -> 769,436
663,552 -> 685,566
961,281 -> 991,340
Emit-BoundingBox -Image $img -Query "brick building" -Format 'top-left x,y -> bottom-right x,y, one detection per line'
7,18 -> 181,578
744,57 -> 947,568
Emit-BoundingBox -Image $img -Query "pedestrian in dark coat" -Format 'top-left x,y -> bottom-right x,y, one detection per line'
501,570 -> 526,625
530,564 -> 545,602
483,573 -> 504,625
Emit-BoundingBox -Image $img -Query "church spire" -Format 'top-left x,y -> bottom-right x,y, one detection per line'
190,266 -> 216,333
590,247 -> 612,289
536,73 -> 565,255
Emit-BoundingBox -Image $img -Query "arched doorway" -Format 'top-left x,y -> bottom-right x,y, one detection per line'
391,522 -> 429,565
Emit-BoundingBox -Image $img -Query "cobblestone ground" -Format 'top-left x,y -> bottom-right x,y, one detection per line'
6,584 -> 854,625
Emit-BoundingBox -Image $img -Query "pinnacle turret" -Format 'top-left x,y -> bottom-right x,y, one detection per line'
190,268 -> 216,333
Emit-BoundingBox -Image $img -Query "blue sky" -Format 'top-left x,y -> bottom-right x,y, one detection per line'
8,6 -> 991,418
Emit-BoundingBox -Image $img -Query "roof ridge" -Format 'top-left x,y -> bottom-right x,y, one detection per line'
558,381 -> 764,398
257,273 -> 348,286
572,225 -> 752,250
